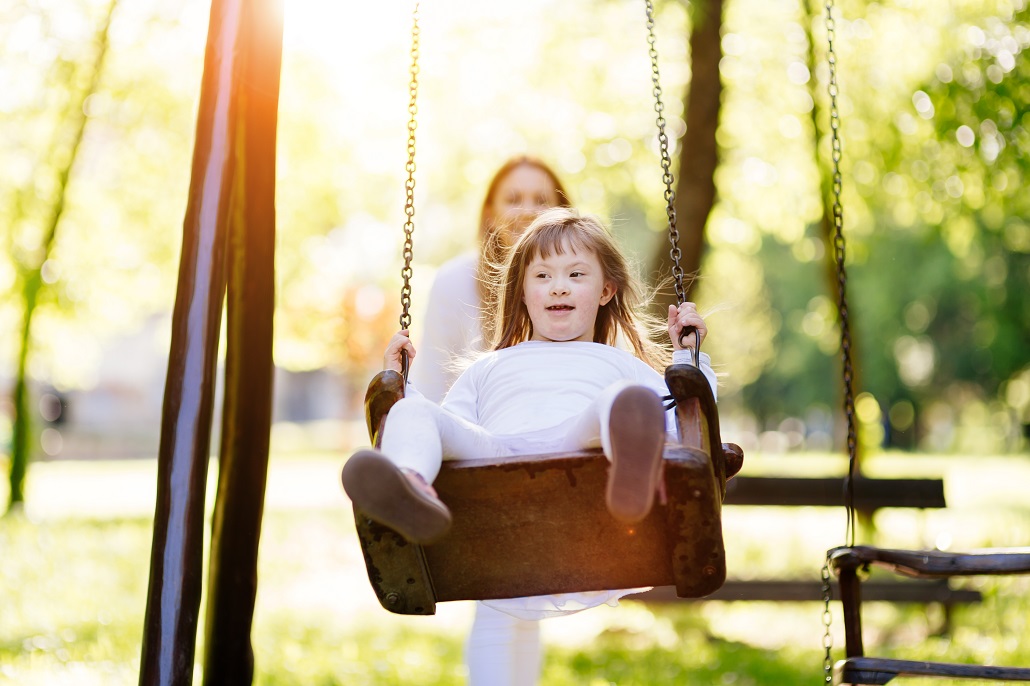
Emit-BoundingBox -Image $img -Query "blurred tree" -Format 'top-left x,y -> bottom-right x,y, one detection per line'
4,0 -> 119,513
852,1 -> 1029,451
650,0 -> 724,309
721,0 -> 1028,453
0,0 -> 1023,463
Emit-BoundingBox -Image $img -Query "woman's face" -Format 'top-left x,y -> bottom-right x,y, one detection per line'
486,165 -> 562,238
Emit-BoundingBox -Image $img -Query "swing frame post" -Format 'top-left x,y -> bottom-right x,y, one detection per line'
138,0 -> 283,683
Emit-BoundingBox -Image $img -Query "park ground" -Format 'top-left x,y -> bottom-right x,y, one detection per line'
2,441 -> 1030,685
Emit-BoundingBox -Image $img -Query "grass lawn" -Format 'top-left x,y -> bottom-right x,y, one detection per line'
2,450 -> 1029,684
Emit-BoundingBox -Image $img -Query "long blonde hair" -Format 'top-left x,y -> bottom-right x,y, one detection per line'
488,208 -> 668,370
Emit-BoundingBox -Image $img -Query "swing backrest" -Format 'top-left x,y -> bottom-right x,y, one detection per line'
350,365 -> 741,615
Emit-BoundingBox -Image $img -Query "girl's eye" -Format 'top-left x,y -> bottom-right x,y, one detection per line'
570,271 -> 583,278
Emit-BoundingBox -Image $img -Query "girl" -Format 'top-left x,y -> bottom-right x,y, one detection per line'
410,156 -> 571,403
343,207 -> 716,685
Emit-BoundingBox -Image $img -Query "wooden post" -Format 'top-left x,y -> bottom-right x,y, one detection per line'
138,0 -> 282,683
203,0 -> 283,683
837,565 -> 865,658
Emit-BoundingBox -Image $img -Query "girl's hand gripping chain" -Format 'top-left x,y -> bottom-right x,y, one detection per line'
384,329 -> 417,374
667,303 -> 707,351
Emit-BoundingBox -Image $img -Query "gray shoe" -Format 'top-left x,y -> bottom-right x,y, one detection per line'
606,386 -> 665,523
342,449 -> 452,544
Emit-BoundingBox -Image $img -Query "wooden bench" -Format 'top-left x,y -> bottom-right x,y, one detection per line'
628,473 -> 983,626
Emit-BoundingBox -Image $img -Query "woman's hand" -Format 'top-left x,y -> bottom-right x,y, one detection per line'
384,329 -> 416,373
667,303 -> 707,351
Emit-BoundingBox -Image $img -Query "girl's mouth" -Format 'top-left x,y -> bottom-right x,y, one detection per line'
546,305 -> 574,311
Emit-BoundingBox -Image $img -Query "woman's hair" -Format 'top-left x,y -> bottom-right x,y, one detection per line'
488,208 -> 669,370
477,156 -> 570,239
476,157 -> 571,338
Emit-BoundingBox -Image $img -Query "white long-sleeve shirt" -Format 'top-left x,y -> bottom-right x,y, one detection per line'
435,340 -> 716,451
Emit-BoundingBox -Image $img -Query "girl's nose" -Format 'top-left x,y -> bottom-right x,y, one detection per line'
551,280 -> 569,295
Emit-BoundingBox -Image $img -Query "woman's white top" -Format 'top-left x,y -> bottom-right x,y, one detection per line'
409,252 -> 484,404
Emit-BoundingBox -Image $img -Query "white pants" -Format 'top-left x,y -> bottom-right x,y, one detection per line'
465,601 -> 542,686
380,380 -> 644,482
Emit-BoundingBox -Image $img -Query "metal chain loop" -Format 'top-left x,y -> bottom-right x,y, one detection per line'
399,3 -> 420,332
824,0 -> 857,548
821,554 -> 835,683
644,0 -> 685,305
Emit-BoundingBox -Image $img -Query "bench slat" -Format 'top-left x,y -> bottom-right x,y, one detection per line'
630,579 -> 981,604
836,657 -> 1030,684
832,546 -> 1030,579
724,476 -> 945,509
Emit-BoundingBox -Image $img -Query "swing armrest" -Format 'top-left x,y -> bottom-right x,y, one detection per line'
665,364 -> 743,493
830,545 -> 1030,580
365,370 -> 405,448
722,443 -> 743,480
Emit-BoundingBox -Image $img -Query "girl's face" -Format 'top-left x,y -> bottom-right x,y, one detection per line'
487,165 -> 562,238
522,241 -> 615,343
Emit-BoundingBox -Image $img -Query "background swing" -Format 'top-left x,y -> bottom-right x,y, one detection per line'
348,1 -> 743,616
812,1 -> 1030,683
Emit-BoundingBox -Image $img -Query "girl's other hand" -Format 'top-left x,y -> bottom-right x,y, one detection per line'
385,330 -> 416,373
667,303 -> 707,351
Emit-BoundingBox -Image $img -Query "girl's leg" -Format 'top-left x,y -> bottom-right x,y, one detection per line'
342,397 -> 507,543
466,602 -> 542,686
557,380 -> 634,453
381,396 -> 507,482
379,397 -> 444,481
558,381 -> 666,523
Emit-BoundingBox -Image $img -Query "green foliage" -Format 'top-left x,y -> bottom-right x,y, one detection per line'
1,0 -> 1026,456
0,0 -> 194,386
703,0 -> 1029,452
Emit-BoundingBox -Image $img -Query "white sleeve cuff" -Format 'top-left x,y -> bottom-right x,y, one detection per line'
672,348 -> 697,366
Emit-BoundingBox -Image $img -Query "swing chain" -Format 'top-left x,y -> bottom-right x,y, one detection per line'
399,3 -> 420,332
644,0 -> 685,305
824,0 -> 858,547
821,1 -> 851,681
821,554 -> 835,683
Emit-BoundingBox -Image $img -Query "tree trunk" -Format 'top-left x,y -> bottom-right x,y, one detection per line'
804,0 -> 864,474
651,0 -> 724,309
6,0 -> 117,513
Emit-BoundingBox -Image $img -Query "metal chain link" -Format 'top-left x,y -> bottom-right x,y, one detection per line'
821,554 -> 835,683
821,1 -> 852,682
644,0 -> 685,305
397,3 -> 420,382
824,0 -> 858,549
399,3 -> 420,332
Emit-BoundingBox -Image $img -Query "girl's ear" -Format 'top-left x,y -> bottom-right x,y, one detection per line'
599,281 -> 616,306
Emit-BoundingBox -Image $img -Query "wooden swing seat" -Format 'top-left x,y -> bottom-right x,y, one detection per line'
349,364 -> 742,615
830,545 -> 1030,685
